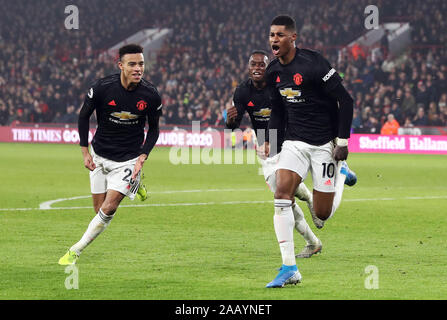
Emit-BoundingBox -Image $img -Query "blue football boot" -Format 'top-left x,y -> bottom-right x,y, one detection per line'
340,161 -> 357,187
266,264 -> 302,288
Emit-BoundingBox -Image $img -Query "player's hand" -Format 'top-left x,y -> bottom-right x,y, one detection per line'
81,147 -> 96,171
256,142 -> 270,160
83,154 -> 96,171
226,106 -> 238,121
334,146 -> 349,161
131,154 -> 147,181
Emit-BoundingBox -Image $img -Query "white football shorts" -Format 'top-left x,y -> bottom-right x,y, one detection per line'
89,147 -> 141,200
258,153 -> 280,192
276,140 -> 337,193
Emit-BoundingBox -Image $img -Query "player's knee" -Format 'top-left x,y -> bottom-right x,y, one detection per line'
93,205 -> 101,214
274,190 -> 294,201
315,208 -> 331,221
100,203 -> 118,215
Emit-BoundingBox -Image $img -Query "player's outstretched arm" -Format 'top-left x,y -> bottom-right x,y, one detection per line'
328,82 -> 353,161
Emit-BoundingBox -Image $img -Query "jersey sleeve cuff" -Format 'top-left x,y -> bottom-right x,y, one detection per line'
336,138 -> 348,147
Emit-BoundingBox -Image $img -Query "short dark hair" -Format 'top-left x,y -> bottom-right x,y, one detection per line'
119,44 -> 143,60
271,15 -> 296,32
250,50 -> 269,59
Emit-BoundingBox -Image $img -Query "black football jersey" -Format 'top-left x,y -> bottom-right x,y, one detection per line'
230,79 -> 272,146
78,74 -> 162,162
266,48 -> 343,146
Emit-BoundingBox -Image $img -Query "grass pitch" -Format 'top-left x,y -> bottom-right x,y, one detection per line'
0,142 -> 446,300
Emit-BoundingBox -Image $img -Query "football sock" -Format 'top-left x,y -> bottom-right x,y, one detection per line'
294,183 -> 311,202
273,199 -> 296,266
70,209 -> 114,255
330,164 -> 346,218
292,203 -> 319,245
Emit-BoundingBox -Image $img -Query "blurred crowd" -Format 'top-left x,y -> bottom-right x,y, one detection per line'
0,0 -> 446,133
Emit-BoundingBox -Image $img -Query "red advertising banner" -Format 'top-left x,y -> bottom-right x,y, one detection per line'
0,126 -> 227,148
349,134 -> 447,155
1,126 -> 447,155
0,126 -> 94,144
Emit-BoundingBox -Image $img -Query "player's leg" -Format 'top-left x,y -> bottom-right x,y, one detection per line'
314,161 -> 357,222
59,163 -> 109,265
59,158 -> 133,265
136,171 -> 148,201
292,201 -> 323,258
312,190 -> 335,220
266,168 -> 302,287
330,160 -> 357,212
264,156 -> 320,250
269,174 -> 321,257
67,190 -> 124,259
295,182 -> 325,229
93,193 -> 106,213
266,141 -> 308,287
310,142 -> 338,221
328,161 -> 346,218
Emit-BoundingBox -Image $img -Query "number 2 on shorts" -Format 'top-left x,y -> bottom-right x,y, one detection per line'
122,168 -> 132,182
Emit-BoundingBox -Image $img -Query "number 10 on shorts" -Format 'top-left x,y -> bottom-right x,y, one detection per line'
322,163 -> 335,178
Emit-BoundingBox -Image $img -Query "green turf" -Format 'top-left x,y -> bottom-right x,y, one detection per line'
0,142 -> 446,300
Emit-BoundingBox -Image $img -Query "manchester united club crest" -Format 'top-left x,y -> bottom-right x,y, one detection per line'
136,100 -> 147,111
293,73 -> 303,86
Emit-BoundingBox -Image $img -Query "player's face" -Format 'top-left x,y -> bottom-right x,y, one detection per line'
119,53 -> 144,83
269,25 -> 296,58
248,54 -> 268,82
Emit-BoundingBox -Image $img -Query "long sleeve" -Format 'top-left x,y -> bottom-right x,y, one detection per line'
327,82 -> 354,139
141,101 -> 162,156
78,87 -> 97,147
226,87 -> 245,130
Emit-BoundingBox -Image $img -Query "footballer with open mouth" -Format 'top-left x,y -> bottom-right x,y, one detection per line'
269,24 -> 297,65
249,52 -> 268,85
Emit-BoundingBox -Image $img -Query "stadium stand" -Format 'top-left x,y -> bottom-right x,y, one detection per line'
0,0 -> 446,131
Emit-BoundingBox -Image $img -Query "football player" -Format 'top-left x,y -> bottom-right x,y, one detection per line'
262,15 -> 357,288
58,44 -> 162,265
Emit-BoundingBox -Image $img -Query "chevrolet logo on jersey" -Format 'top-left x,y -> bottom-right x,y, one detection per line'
111,111 -> 139,120
280,88 -> 302,103
253,108 -> 271,118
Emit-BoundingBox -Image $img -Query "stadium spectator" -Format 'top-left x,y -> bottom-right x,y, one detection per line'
415,81 -> 430,108
351,108 -> 363,131
401,89 -> 417,120
390,102 -> 402,123
428,112 -> 443,126
0,101 -> 8,125
60,105 -> 78,124
380,113 -> 400,135
413,106 -> 429,126
363,115 -> 381,134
